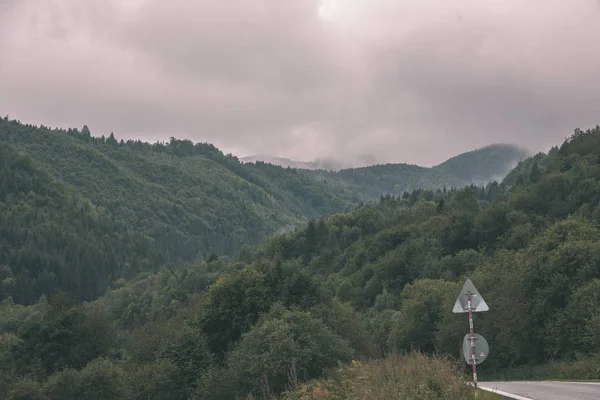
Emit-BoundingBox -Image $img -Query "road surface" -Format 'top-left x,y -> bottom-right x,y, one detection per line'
479,381 -> 600,400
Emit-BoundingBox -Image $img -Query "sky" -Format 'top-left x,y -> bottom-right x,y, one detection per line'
1,0 -> 600,166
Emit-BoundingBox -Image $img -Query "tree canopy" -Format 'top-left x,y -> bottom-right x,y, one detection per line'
1,116 -> 599,399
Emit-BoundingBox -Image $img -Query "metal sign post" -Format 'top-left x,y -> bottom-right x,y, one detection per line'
468,294 -> 478,387
453,279 -> 490,389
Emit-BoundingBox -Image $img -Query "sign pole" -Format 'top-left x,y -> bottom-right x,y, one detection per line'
453,279 -> 489,390
467,295 -> 478,388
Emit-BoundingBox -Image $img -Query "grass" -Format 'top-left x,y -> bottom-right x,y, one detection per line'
278,352 -> 501,400
482,354 -> 600,382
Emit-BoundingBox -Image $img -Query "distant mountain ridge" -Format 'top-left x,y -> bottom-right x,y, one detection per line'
433,143 -> 530,184
0,116 -> 528,283
0,117 -> 362,271
240,154 -> 377,171
2,114 -> 599,400
242,144 -> 529,179
244,144 -> 530,197
0,142 -> 161,304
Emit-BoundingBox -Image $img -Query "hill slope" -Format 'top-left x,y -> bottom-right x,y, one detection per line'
1,125 -> 599,399
316,163 -> 467,198
245,126 -> 600,370
433,143 -> 530,183
249,144 -> 529,198
0,118 -> 364,262
241,155 -> 324,169
243,145 -> 528,181
1,118 -> 525,266
192,125 -> 600,396
0,142 -> 161,304
241,154 -> 377,170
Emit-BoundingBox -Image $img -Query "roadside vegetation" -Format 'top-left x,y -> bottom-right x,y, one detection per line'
279,352 -> 501,400
1,118 -> 600,398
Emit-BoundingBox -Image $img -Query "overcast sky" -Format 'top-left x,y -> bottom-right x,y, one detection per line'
1,0 -> 599,166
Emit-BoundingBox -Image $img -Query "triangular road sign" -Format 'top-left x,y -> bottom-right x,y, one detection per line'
452,279 -> 489,313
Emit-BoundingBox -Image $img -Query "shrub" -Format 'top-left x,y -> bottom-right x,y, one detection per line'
280,352 -> 499,400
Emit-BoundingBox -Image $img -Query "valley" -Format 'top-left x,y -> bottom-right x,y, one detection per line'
1,117 -> 599,399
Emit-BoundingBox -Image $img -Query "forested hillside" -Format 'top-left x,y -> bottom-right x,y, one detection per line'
0,117 -> 524,290
433,143 -> 529,183
1,125 -> 599,399
0,117 -> 362,264
316,163 -> 467,198
241,155 -> 346,170
282,144 -> 528,198
243,144 -> 527,179
0,143 -> 162,304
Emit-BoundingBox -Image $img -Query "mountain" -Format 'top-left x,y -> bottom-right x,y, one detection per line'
302,144 -> 528,199
0,117 -> 526,272
0,117 -> 363,265
240,154 -> 377,171
246,144 -> 529,199
242,145 -> 528,179
192,125 -> 599,397
308,163 -> 465,198
0,116 -> 530,306
240,155 -> 325,170
433,143 -> 530,183
0,142 -> 161,304
1,122 -> 600,399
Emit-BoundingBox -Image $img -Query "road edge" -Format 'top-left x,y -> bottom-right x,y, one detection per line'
478,385 -> 534,400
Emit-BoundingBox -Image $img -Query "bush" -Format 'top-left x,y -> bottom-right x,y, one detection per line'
6,379 -> 46,400
482,353 -> 600,381
280,352 -> 499,400
196,307 -> 353,399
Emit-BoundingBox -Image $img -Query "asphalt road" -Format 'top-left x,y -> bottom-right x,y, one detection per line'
479,381 -> 600,400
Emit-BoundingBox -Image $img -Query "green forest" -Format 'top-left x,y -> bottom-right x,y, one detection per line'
0,117 -> 523,305
269,143 -> 528,199
1,116 -> 599,399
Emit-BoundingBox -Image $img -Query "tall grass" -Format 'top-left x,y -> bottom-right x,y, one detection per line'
278,352 -> 500,400
482,353 -> 600,382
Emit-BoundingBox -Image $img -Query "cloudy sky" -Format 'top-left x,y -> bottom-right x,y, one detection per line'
1,0 -> 599,166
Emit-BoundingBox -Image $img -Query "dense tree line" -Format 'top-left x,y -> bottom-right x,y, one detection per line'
0,117 -> 523,268
313,164 -> 467,199
1,118 -> 598,399
0,117 -> 362,266
302,143 -> 527,199
434,143 -> 529,183
0,143 -> 163,304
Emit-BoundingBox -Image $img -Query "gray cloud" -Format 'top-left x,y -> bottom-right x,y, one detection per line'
1,0 -> 599,166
